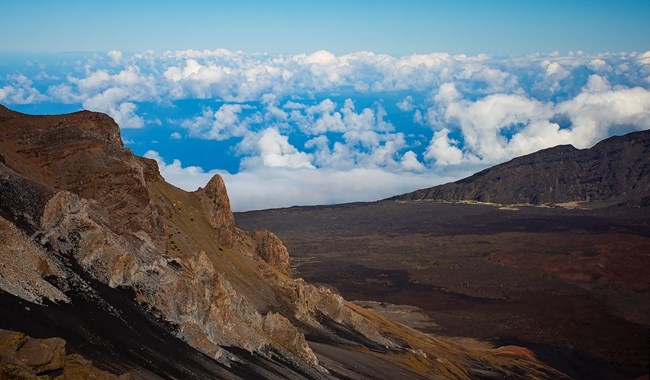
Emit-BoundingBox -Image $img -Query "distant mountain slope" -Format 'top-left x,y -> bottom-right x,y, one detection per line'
392,130 -> 650,205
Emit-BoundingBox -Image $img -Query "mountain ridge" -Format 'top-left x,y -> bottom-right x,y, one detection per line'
391,129 -> 650,206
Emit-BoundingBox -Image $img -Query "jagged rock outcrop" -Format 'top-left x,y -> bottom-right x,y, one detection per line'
194,174 -> 236,248
392,129 -> 650,205
0,105 -> 570,379
251,229 -> 291,275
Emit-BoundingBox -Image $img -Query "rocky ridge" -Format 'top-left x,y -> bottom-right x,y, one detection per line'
0,105 -> 568,379
392,129 -> 650,206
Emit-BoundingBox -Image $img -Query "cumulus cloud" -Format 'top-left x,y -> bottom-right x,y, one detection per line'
107,50 -> 123,64
441,92 -> 552,161
583,74 -> 611,93
283,100 -> 307,109
0,75 -> 45,104
295,98 -> 393,137
396,96 -> 415,111
181,103 -> 259,140
424,128 -> 469,166
81,87 -> 145,128
58,65 -> 156,128
47,84 -> 81,104
239,127 -> 314,169
422,81 -> 650,167
400,151 -> 425,171
556,86 -> 650,146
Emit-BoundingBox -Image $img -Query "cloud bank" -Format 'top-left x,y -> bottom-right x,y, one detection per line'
2,49 -> 650,210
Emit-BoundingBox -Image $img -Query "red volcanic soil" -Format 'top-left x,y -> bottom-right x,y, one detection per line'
236,200 -> 650,380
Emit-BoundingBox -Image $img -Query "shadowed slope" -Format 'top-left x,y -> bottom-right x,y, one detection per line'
392,130 -> 650,206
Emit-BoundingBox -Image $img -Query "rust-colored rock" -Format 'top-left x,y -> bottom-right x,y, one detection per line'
0,363 -> 38,380
0,329 -> 131,380
15,336 -> 66,374
0,329 -> 65,375
0,105 -> 158,234
194,174 -> 236,247
251,229 -> 291,275
493,345 -> 539,363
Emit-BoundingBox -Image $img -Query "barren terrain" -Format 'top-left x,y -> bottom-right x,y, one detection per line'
236,200 -> 650,380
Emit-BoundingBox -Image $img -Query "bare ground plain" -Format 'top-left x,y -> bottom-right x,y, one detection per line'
236,200 -> 650,380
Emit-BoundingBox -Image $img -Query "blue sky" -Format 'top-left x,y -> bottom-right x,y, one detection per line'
2,1 -> 649,55
1,2 -> 650,210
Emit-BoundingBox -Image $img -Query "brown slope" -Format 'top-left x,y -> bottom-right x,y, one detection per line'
0,104 -> 570,379
391,129 -> 650,205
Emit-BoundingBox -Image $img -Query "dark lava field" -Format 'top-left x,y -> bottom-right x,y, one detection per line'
236,200 -> 650,380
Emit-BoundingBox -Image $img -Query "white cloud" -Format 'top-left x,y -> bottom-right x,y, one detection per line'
588,58 -> 611,72
47,84 -> 81,103
110,101 -> 145,129
557,86 -> 650,147
7,49 -> 650,111
636,50 -> 650,65
423,81 -> 650,167
81,87 -> 144,128
283,100 -> 306,109
207,104 -> 248,140
396,96 -> 414,111
0,75 -> 45,104
181,104 -> 259,140
239,128 -> 314,169
583,74 -> 611,93
223,167 -> 445,211
424,128 -> 469,166
413,110 -> 424,125
442,92 -> 552,161
435,82 -> 461,104
108,50 -> 123,64
456,64 -> 516,92
400,151 -> 425,171
62,65 -> 156,128
170,132 -> 182,140
146,150 -> 454,211
544,61 -> 569,78
295,98 -> 394,138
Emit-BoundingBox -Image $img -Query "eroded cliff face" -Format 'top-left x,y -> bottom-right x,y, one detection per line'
0,105 -> 569,379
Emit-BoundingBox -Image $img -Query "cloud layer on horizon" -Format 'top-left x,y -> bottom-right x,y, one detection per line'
2,49 -> 650,210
